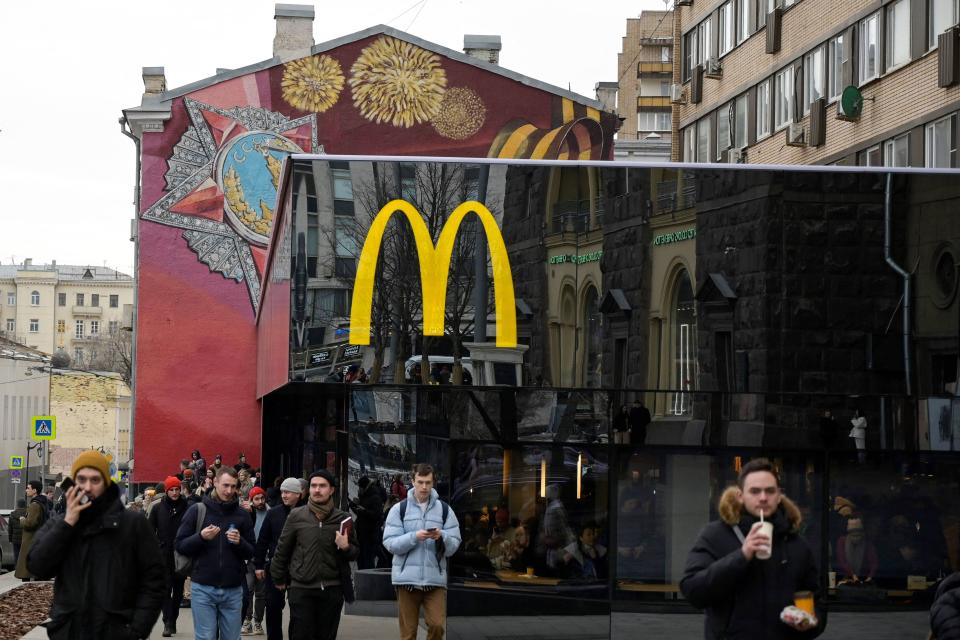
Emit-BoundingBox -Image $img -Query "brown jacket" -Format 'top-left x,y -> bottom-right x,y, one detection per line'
14,495 -> 49,579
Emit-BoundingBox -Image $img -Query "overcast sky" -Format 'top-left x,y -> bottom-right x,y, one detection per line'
0,0 -> 670,275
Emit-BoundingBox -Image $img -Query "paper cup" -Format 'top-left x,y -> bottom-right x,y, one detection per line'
756,521 -> 774,560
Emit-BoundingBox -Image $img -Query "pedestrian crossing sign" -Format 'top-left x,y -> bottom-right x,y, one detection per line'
9,456 -> 23,469
31,416 -> 56,441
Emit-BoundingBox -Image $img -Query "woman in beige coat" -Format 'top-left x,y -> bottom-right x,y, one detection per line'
15,480 -> 51,580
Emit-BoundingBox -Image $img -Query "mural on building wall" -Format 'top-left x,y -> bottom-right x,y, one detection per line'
135,29 -> 614,481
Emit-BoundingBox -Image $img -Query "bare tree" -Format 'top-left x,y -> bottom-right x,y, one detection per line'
82,330 -> 133,386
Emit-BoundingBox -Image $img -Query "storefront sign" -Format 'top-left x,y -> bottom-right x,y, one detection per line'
350,199 -> 517,348
653,227 -> 697,246
309,350 -> 332,366
340,344 -> 362,360
549,251 -> 604,265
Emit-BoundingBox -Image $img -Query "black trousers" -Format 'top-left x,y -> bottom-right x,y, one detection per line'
264,572 -> 287,640
161,572 -> 186,625
288,586 -> 344,640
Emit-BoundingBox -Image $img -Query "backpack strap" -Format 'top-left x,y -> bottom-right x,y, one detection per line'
194,502 -> 207,536
399,499 -> 407,521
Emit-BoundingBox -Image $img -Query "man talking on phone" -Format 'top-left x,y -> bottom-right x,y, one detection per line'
271,469 -> 358,640
383,464 -> 461,640
27,450 -> 166,639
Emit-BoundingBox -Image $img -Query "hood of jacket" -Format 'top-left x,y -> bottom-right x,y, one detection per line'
202,493 -> 240,514
717,485 -> 802,533
406,487 -> 439,510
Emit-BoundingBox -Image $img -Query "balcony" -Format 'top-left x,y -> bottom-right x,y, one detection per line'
550,198 -> 605,234
638,62 -> 672,75
72,305 -> 103,316
638,96 -> 671,109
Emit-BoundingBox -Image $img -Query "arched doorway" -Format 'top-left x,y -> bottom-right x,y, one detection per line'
671,269 -> 696,415
582,286 -> 602,387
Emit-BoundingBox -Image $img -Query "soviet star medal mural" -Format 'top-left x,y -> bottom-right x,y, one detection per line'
141,98 -> 317,311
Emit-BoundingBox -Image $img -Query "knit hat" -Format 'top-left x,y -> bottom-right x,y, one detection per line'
249,486 -> 267,499
164,476 -> 181,492
183,468 -> 194,478
309,469 -> 337,489
70,450 -> 111,487
280,477 -> 301,493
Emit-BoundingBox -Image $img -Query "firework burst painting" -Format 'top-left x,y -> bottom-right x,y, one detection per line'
282,54 -> 345,113
349,36 -> 447,128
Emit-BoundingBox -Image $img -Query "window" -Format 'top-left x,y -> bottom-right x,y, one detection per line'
757,78 -> 772,139
91,294 -> 99,307
683,125 -> 697,162
671,269 -> 697,415
886,0 -> 911,70
774,65 -> 796,131
5,319 -> 14,332
683,31 -> 696,81
57,320 -> 65,333
719,2 -> 735,55
331,163 -> 355,215
108,320 -> 119,336
733,94 -> 749,149
311,288 -> 351,318
29,319 -> 38,333
858,144 -> 882,166
30,291 -> 39,306
926,115 -> 956,167
931,0 -> 960,49
399,163 -> 417,201
684,17 -> 714,80
884,133 -> 910,167
717,105 -> 731,160
335,216 -> 357,278
697,118 -> 711,164
803,45 -> 826,114
74,348 -> 83,365
90,320 -> 100,335
659,80 -> 671,96
58,293 -> 66,306
828,34 -> 849,101
661,46 -> 671,62
736,0 -> 751,44
76,293 -> 84,306
697,18 -> 713,68
464,165 -> 481,200
6,293 -> 14,306
109,294 -> 118,308
859,13 -> 880,84
75,320 -> 84,339
639,112 -> 671,131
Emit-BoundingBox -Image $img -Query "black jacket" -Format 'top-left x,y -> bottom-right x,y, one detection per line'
8,506 -> 26,545
254,502 -> 291,570
680,487 -> 825,640
931,572 -> 960,640
174,495 -> 255,588
147,495 -> 189,570
351,483 -> 385,535
26,484 -> 165,640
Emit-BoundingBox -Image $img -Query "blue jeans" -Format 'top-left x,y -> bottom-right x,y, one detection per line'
191,582 -> 243,640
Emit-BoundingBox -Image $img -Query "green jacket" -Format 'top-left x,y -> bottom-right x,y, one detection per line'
270,504 -> 359,590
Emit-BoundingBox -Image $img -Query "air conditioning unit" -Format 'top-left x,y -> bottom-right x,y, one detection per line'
785,122 -> 806,147
726,148 -> 746,164
670,83 -> 686,104
676,0 -> 693,5
704,57 -> 723,79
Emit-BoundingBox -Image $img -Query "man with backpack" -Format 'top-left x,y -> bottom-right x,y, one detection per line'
149,476 -> 190,637
383,464 -> 461,640
14,480 -> 50,581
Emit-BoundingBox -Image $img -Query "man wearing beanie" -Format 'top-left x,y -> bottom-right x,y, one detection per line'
255,477 -> 303,640
27,450 -> 166,639
271,470 -> 359,640
241,486 -> 269,635
176,465 -> 256,640
149,476 -> 189,637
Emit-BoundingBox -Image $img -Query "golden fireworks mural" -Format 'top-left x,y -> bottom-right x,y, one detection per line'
431,86 -> 487,140
349,36 -> 447,128
281,54 -> 345,113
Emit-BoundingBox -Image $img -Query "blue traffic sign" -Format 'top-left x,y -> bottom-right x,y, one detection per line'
31,415 -> 56,441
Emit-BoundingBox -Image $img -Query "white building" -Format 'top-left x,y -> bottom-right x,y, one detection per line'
0,338 -> 49,509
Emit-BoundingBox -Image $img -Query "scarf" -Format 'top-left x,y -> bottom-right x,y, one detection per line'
308,498 -> 333,522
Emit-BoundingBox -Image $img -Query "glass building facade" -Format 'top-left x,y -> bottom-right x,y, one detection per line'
257,158 -> 960,637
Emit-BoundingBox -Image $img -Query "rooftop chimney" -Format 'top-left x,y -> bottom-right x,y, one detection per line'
463,35 -> 501,65
274,4 -> 315,62
23,258 -> 32,267
142,67 -> 167,95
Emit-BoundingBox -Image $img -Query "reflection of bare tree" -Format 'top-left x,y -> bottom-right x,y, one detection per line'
342,162 -> 495,384
79,330 -> 133,386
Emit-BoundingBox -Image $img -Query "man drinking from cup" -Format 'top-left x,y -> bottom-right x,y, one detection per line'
680,458 -> 825,639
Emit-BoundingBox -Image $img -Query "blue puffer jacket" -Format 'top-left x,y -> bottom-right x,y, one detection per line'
382,489 -> 461,588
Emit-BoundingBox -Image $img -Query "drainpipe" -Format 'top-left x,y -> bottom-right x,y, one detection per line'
883,173 -> 911,396
119,116 -> 141,486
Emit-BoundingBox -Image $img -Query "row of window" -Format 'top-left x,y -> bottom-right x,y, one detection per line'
854,112 -> 958,167
4,318 -> 120,336
682,0 -> 960,162
4,291 -> 121,307
1,394 -> 44,441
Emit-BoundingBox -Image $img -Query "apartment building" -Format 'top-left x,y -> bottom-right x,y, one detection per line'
0,260 -> 133,363
611,10 -> 675,161
673,0 -> 960,166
